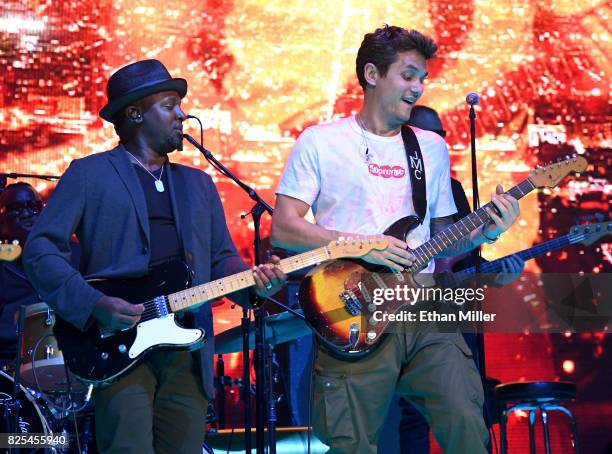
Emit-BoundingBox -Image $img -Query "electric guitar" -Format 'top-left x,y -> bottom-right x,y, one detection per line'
438,218 -> 612,288
298,155 -> 588,358
0,241 -> 21,261
53,237 -> 388,386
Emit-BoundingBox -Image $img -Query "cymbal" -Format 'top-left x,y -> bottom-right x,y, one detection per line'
214,310 -> 311,354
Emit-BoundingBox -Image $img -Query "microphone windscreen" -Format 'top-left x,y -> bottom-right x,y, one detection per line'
466,92 -> 480,105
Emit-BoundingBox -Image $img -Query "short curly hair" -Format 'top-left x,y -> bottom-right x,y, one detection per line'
356,25 -> 437,91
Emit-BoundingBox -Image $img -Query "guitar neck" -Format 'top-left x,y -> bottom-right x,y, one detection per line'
412,179 -> 536,269
449,232 -> 579,285
166,246 -> 332,312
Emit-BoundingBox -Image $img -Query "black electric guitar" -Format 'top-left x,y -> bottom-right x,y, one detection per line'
53,237 -> 388,386
438,218 -> 612,288
298,155 -> 588,358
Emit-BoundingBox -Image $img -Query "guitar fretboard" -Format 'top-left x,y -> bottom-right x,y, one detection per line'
166,247 -> 332,312
411,179 -> 536,270
446,232 -> 579,287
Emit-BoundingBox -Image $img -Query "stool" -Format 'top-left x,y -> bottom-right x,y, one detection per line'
495,381 -> 579,454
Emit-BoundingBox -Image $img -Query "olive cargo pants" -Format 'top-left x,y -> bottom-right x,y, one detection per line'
313,328 -> 489,454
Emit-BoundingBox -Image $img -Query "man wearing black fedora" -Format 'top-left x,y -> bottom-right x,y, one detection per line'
23,59 -> 286,453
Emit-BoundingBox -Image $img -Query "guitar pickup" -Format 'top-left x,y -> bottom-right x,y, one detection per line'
358,281 -> 372,303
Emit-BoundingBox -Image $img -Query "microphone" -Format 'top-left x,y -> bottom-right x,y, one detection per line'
466,92 -> 480,106
183,133 -> 213,159
183,133 -> 201,149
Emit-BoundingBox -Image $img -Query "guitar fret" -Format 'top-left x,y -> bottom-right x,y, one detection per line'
432,236 -> 445,252
447,228 -> 460,241
466,215 -> 478,230
440,230 -> 453,247
409,176 -> 546,271
422,244 -> 435,263
458,218 -> 470,235
167,238 -> 386,313
474,211 -> 488,227
167,246 -> 332,312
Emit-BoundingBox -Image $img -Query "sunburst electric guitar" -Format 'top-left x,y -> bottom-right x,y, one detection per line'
53,236 -> 387,386
298,155 -> 588,358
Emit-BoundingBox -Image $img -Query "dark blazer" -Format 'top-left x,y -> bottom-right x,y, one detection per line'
23,145 -> 249,397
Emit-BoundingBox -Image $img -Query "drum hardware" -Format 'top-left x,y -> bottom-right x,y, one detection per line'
2,304 -> 97,453
214,309 -> 310,355
20,302 -> 86,393
45,306 -> 53,326
11,305 -> 26,434
1,370 -> 52,437
31,333 -> 62,393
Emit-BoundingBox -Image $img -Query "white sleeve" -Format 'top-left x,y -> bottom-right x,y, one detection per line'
430,141 -> 457,218
275,127 -> 321,207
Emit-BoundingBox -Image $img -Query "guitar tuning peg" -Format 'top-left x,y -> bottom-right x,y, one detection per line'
572,153 -> 577,158
594,212 -> 604,222
565,155 -> 570,161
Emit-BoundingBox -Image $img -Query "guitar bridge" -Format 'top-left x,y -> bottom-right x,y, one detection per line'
340,289 -> 362,316
153,296 -> 170,317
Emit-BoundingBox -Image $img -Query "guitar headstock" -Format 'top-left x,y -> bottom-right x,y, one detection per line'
528,154 -> 587,188
570,220 -> 612,246
327,236 -> 389,259
0,241 -> 22,262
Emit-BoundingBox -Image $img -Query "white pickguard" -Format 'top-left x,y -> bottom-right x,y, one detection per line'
129,314 -> 204,359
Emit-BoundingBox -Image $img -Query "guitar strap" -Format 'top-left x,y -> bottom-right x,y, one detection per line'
401,125 -> 427,224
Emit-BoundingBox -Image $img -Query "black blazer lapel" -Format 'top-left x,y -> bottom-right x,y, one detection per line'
166,162 -> 194,270
107,145 -> 150,245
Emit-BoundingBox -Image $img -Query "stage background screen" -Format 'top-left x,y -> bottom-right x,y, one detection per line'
1,1 -> 610,451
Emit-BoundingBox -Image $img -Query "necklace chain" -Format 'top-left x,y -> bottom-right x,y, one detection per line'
125,150 -> 165,192
355,113 -> 371,163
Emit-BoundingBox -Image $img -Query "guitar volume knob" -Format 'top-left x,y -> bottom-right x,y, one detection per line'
101,352 -> 109,360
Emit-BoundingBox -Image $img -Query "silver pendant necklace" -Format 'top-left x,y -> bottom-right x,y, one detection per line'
355,113 -> 372,163
125,150 -> 165,192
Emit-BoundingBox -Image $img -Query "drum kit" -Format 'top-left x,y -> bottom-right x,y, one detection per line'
1,302 -> 96,453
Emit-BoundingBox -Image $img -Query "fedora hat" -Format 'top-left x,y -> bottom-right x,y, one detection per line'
99,59 -> 187,122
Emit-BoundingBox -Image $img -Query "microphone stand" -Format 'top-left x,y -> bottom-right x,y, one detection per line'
12,306 -> 26,442
183,134 -> 279,454
468,98 -> 490,437
0,172 -> 61,192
